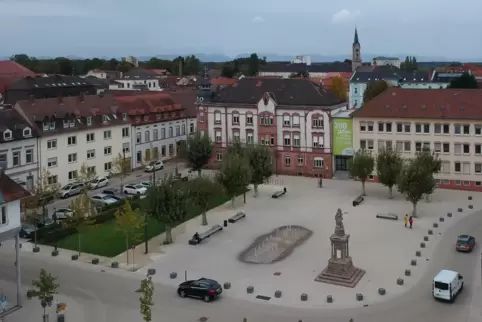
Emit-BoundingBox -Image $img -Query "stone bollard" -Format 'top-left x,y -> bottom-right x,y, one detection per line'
147,268 -> 156,276
469,205 -> 474,209
415,251 -> 421,257
411,259 -> 417,266
33,246 -> 40,253
447,212 -> 452,217
420,242 -> 426,248
223,282 -> 231,290
71,254 -> 79,260
274,290 -> 282,298
428,230 -> 433,235
405,269 -> 411,276
458,208 -> 463,212
433,223 -> 439,228
92,258 -> 99,265
51,250 -> 59,257
300,293 -> 308,301
224,220 -> 228,227
326,295 -> 333,303
111,262 -> 119,268
469,196 -> 473,200
397,278 -> 404,285
169,272 -> 177,279
378,288 -> 386,295
247,286 -> 254,294
424,236 -> 429,241
356,293 -> 363,301
439,217 -> 444,222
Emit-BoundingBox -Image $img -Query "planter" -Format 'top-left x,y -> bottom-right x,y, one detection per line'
33,246 -> 40,253
223,282 -> 231,290
111,262 -> 119,268
92,258 -> 99,265
147,268 -> 156,276
71,254 -> 79,261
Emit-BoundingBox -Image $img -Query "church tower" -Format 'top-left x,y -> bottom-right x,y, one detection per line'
352,28 -> 362,72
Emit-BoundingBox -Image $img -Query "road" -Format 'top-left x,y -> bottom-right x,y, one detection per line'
1,204 -> 481,322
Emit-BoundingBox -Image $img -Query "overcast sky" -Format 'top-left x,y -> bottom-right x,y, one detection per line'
0,0 -> 480,59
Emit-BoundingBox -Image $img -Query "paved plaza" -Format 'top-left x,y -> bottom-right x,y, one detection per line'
139,175 -> 482,308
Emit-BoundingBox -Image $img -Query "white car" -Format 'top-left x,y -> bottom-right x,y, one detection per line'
138,181 -> 152,188
89,177 -> 109,189
91,194 -> 119,206
123,184 -> 147,195
145,160 -> 164,172
52,207 -> 73,221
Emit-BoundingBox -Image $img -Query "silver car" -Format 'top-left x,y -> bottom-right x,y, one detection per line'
58,182 -> 84,199
91,194 -> 119,206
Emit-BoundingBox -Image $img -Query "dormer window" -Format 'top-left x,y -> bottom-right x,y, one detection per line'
122,113 -> 127,121
112,114 -> 118,120
43,121 -> 49,131
156,114 -> 161,120
23,128 -> 31,137
143,115 -> 149,121
49,121 -> 55,130
87,117 -> 92,126
63,120 -> 69,128
69,119 -> 75,127
102,115 -> 110,123
136,116 -> 141,123
3,130 -> 12,140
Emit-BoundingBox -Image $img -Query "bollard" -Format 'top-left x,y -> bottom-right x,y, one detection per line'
469,205 -> 473,209
170,272 -> 177,279
51,250 -> 59,257
439,217 -> 444,222
378,288 -> 386,295
71,254 -> 79,261
415,251 -> 421,257
33,246 -> 40,253
300,293 -> 308,301
223,282 -> 231,290
428,230 -> 433,235
405,269 -> 411,276
274,290 -> 282,298
397,278 -> 404,285
458,208 -> 463,212
424,236 -> 429,241
420,242 -> 426,248
356,293 -> 363,301
147,268 -> 156,276
247,286 -> 254,294
111,262 -> 119,268
224,220 -> 228,227
411,259 -> 417,266
92,258 -> 99,265
433,223 -> 439,228
447,212 -> 452,217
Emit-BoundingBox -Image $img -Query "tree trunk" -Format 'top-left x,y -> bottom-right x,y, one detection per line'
78,233 -> 81,256
253,184 -> 258,197
231,196 -> 235,208
201,210 -> 208,225
34,228 -> 38,248
388,186 -> 394,199
165,227 -> 173,244
120,177 -> 124,192
125,235 -> 129,264
361,181 -> 366,196
412,202 -> 418,218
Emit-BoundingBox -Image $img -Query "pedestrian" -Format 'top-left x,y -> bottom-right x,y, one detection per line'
404,214 -> 408,228
409,215 -> 413,229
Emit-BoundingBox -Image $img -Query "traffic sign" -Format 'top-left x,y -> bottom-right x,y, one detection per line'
56,302 -> 67,313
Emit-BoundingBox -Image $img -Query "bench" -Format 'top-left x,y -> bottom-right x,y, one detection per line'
352,195 -> 364,207
228,212 -> 246,223
188,224 -> 223,245
376,213 -> 398,220
272,187 -> 287,199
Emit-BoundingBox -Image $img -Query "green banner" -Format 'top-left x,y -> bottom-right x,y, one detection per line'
333,118 -> 354,155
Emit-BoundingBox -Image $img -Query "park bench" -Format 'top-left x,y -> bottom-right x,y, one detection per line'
188,224 -> 223,245
272,187 -> 287,199
376,213 -> 398,220
228,212 -> 246,223
352,195 -> 364,207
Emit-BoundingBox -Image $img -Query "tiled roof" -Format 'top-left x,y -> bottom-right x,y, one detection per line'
259,63 -> 352,73
0,108 -> 39,143
351,70 -> 429,83
373,56 -> 399,60
169,90 -> 198,118
0,61 -> 35,77
351,88 -> 482,120
9,75 -> 95,90
212,78 -> 345,108
114,93 -> 182,116
431,71 -> 465,83
0,171 -> 31,204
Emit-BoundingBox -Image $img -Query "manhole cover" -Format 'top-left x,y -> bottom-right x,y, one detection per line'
273,272 -> 282,276
255,295 -> 271,301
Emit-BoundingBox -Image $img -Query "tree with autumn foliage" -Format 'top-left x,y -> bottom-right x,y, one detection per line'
330,76 -> 348,101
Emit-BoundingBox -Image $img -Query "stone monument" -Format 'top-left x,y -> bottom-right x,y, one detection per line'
315,208 -> 365,287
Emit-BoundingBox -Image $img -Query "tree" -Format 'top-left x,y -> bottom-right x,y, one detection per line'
448,73 -> 479,89
227,140 -> 246,159
139,276 -> 155,322
77,162 -> 97,187
111,153 -> 131,191
348,149 -> 375,196
248,53 -> 260,76
35,168 -> 61,220
185,131 -> 214,176
221,65 -> 235,78
247,144 -> 273,197
21,195 -> 42,249
363,80 -> 389,103
401,56 -> 418,71
188,176 -> 223,225
144,175 -> 188,244
331,76 -> 348,101
26,269 -> 59,322
216,153 -> 251,208
115,200 -> 143,262
376,148 -> 403,199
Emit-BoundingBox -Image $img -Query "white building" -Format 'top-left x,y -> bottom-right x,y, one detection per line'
122,56 -> 139,67
15,94 -> 132,186
0,108 -> 39,190
371,56 -> 401,68
291,55 -> 311,65
352,87 -> 482,191
109,70 -> 164,91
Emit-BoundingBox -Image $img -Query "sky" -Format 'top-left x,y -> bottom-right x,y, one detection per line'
0,0 -> 481,60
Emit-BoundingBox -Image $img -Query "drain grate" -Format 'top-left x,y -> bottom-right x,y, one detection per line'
255,295 -> 271,301
273,272 -> 282,276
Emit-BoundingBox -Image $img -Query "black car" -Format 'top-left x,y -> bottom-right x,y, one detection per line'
456,235 -> 476,252
102,188 -> 130,200
177,278 -> 222,302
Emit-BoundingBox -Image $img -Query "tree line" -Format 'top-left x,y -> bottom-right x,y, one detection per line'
220,53 -> 267,77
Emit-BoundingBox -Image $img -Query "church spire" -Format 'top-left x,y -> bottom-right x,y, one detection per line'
353,27 -> 360,45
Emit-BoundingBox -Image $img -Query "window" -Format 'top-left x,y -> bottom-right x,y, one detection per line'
1,206 -> 7,225
216,153 -> 223,161
68,153 -> 77,163
46,175 -> 57,185
87,166 -> 96,176
443,142 -> 450,153
190,123 -> 195,133
463,143 -> 470,155
404,123 -> 411,133
86,133 -> 95,142
181,125 -> 186,135
24,149 -> 33,164
454,124 -> 461,135
136,132 -> 141,144
404,141 -> 411,152
161,128 -> 166,139
270,135 -> 275,146
68,170 -> 78,181
463,124 -> 470,135
454,162 -> 461,173
247,132 -> 254,144
145,131 -> 150,142
283,115 -> 290,127
232,112 -> 239,124
463,181 -> 470,186
104,146 -> 112,155
386,122 -> 392,133
293,134 -> 300,147
434,142 -> 441,153
367,122 -> 374,132
246,113 -> 253,125
360,140 -> 374,150
284,134 -> 291,146
169,127 -> 173,138
475,163 -> 482,174
87,150 -> 95,159
297,155 -> 304,166
475,124 -> 482,136
176,125 -> 180,136
153,129 -> 158,140
169,144 -> 174,155
67,136 -> 77,146
122,142 -> 130,154
12,151 -> 20,166
104,162 -> 112,171
63,120 -> 69,128
454,143 -> 462,155
214,112 -> 221,124
463,162 -> 470,174
442,161 -> 450,174
423,142 -> 430,151
423,123 -> 430,134
47,139 -> 57,149
122,113 -> 127,121
292,115 -> 300,127
47,157 -> 57,168
143,115 -> 149,122
199,112 -> 205,123
87,117 -> 92,126
313,136 -> 323,148
415,123 -> 422,134
314,157 -> 324,168
434,124 -> 442,134
122,127 -> 129,138
23,128 -> 31,137
396,123 -> 403,133
161,145 -> 166,157
443,124 -> 450,134
378,122 -> 384,132
215,130 -> 222,143
476,144 -> 482,155
312,117 -> 323,128
284,155 -> 291,166
477,181 -> 482,186
233,131 -> 240,142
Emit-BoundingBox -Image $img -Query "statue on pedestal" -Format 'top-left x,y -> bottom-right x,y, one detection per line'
334,208 -> 345,236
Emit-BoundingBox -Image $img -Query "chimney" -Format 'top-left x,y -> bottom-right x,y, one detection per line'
79,92 -> 85,102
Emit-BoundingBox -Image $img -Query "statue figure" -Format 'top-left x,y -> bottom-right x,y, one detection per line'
334,208 -> 345,235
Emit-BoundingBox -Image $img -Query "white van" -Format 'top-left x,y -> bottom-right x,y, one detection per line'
433,269 -> 464,302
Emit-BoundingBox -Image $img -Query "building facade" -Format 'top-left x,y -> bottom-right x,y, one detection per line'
110,70 -> 163,91
351,88 -> 482,192
198,78 -> 348,178
372,56 -> 401,68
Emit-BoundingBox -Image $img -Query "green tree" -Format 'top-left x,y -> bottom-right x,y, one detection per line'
448,73 -> 479,89
26,269 -> 59,322
331,76 -> 348,101
77,162 -> 97,187
188,176 -> 223,225
115,200 -> 143,262
21,195 -> 42,249
221,65 -> 235,78
185,131 -> 214,176
216,154 -> 251,208
139,276 -> 155,322
35,168 -> 61,220
247,144 -> 273,197
376,148 -> 403,199
348,149 -> 375,196
227,140 -> 246,158
111,153 -> 132,191
363,80 -> 389,103
248,53 -> 260,76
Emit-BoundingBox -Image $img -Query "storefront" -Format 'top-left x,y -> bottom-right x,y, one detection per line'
332,117 -> 354,173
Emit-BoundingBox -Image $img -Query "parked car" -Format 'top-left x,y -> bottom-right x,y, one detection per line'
89,177 -> 109,190
433,269 -> 464,302
123,184 -> 147,195
52,207 -> 73,221
145,160 -> 164,172
58,182 -> 84,199
177,278 -> 222,302
456,235 -> 475,252
138,181 -> 152,188
91,193 -> 120,206
34,217 -> 54,228
19,223 -> 37,239
102,188 -> 129,201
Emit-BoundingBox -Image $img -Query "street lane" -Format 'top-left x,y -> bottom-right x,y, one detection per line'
1,207 -> 481,322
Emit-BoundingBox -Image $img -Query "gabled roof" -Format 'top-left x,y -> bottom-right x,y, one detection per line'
211,78 -> 344,107
8,75 -> 95,90
351,88 -> 482,120
0,171 -> 31,203
0,108 -> 39,143
431,71 -> 465,83
114,93 -> 182,115
0,61 -> 35,77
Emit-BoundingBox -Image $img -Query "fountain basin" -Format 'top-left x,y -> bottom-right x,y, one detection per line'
238,225 -> 312,264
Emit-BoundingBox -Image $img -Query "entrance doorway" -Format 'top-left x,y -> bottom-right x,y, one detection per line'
335,155 -> 351,171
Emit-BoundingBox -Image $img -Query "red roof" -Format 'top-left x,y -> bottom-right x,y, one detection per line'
114,93 -> 182,115
210,77 -> 238,86
351,88 -> 482,120
0,61 -> 35,77
0,171 -> 31,203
